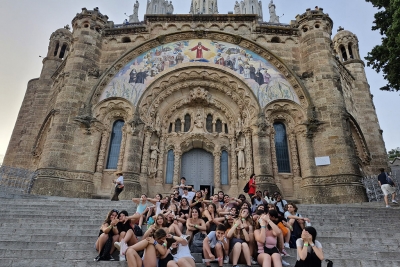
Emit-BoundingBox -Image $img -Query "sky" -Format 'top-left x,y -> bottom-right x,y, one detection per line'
0,0 -> 399,164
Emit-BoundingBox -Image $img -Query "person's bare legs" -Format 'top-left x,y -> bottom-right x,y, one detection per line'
95,233 -> 108,254
241,242 -> 251,265
230,242 -> 242,265
123,229 -> 138,246
271,253 -> 283,267
142,244 -> 158,267
215,242 -> 224,266
176,257 -> 195,267
126,247 -> 142,267
257,253 -> 272,267
169,223 -> 183,236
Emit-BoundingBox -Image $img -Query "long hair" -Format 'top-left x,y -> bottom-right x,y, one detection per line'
104,209 -> 118,224
154,228 -> 167,241
155,214 -> 167,228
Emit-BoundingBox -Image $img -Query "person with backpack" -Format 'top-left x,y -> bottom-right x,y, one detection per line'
246,174 -> 256,199
377,168 -> 398,208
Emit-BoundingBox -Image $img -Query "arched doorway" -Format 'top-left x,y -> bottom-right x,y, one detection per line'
181,148 -> 214,192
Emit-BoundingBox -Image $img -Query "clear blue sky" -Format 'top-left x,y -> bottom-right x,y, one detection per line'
0,0 -> 398,164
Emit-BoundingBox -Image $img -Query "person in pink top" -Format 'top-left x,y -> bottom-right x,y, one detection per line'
254,213 -> 282,267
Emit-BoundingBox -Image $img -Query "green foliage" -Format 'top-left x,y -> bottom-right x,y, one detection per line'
365,0 -> 400,91
388,147 -> 400,160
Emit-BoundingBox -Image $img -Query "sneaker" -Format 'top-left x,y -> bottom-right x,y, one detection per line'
109,255 -> 115,261
282,259 -> 290,266
223,255 -> 229,264
120,241 -> 128,255
94,255 -> 100,261
119,255 -> 126,261
251,257 -> 258,265
182,235 -> 191,242
281,249 -> 290,257
392,200 -> 398,204
114,241 -> 121,251
284,242 -> 290,248
386,205 -> 391,208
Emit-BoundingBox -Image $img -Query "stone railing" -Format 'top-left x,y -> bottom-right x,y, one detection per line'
0,166 -> 37,194
362,172 -> 399,202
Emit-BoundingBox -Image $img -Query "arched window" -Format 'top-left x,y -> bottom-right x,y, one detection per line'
53,42 -> 59,57
59,44 -> 68,59
216,119 -> 222,133
273,122 -> 291,173
154,5 -> 157,13
340,45 -> 347,61
252,6 -> 254,14
225,124 -> 229,134
348,43 -> 354,59
106,120 -> 125,169
184,114 -> 191,132
220,150 -> 228,185
175,118 -> 181,132
169,123 -> 173,133
206,114 -> 213,132
166,149 -> 174,184
203,0 -> 206,13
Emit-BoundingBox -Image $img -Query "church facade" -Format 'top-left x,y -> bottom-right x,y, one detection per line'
4,1 -> 388,203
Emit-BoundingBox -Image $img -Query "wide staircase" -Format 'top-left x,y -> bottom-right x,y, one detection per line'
0,190 -> 399,267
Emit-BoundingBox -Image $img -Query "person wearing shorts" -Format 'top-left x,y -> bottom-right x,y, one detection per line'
377,168 -> 398,208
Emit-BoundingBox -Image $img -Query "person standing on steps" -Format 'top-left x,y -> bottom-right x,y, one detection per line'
248,174 -> 256,199
111,172 -> 124,201
377,168 -> 398,208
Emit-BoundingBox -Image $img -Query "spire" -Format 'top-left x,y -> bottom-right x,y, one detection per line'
189,0 -> 218,15
234,0 -> 263,21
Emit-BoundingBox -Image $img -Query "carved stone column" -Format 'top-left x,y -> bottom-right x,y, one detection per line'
230,136 -> 238,186
156,134 -> 167,186
213,149 -> 222,193
173,148 -> 182,186
270,127 -> 282,191
139,130 -> 152,194
244,129 -> 254,178
117,125 -> 128,171
289,131 -> 302,199
140,130 -> 153,175
94,131 -> 109,190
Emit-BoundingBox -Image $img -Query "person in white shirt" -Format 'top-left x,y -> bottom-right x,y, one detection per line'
295,227 -> 324,266
172,177 -> 193,196
111,172 -> 124,201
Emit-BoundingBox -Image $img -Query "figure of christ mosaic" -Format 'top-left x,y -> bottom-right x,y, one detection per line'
100,39 -> 299,108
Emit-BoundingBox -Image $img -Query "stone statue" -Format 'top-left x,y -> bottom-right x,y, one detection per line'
234,1 -> 241,14
236,138 -> 246,169
268,0 -> 280,23
149,141 -> 160,174
167,1 -> 174,14
129,0 -> 140,23
194,110 -> 203,129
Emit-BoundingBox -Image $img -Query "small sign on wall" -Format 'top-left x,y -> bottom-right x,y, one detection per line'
315,156 -> 330,166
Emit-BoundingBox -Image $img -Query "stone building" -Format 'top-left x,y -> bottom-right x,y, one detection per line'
3,2 -> 388,203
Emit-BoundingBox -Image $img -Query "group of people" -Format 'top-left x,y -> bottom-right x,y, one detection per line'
97,174 -> 324,267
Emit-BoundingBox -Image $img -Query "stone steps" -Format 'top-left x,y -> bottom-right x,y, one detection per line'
0,191 -> 399,266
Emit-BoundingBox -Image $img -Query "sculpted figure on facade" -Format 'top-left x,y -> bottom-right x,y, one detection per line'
268,0 -> 279,23
193,109 -> 204,133
149,141 -> 160,175
129,0 -> 140,23
234,1 -> 241,14
236,137 -> 246,169
167,1 -> 174,14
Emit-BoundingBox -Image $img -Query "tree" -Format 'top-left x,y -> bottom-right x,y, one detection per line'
388,147 -> 400,160
365,0 -> 400,91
